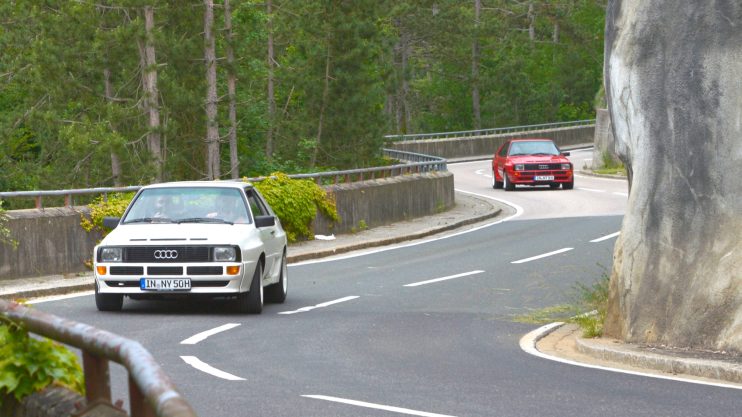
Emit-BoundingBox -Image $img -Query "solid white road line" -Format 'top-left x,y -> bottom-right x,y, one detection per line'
520,323 -> 742,391
180,356 -> 245,381
511,247 -> 573,264
590,231 -> 620,243
180,323 -> 241,345
404,270 -> 485,287
613,192 -> 629,197
290,189 -> 523,267
302,395 -> 457,417
278,296 -> 360,315
577,187 -> 606,193
27,290 -> 95,304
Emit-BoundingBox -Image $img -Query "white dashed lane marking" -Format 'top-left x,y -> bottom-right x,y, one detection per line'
511,248 -> 574,264
278,296 -> 360,315
404,270 -> 485,287
302,395 -> 457,417
180,323 -> 241,345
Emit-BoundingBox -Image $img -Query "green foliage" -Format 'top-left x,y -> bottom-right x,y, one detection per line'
0,317 -> 84,404
253,173 -> 339,242
513,271 -> 611,338
0,201 -> 18,249
594,151 -> 627,176
80,193 -> 134,237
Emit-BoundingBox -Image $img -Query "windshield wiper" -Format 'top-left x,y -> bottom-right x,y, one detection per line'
125,217 -> 173,224
177,217 -> 234,225
532,152 -> 556,156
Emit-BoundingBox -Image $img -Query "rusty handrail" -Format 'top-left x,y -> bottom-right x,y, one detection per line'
0,299 -> 198,417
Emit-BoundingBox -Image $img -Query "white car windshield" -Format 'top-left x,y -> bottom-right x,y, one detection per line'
123,187 -> 251,225
508,141 -> 560,156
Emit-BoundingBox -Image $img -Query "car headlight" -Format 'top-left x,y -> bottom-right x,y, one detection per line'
100,247 -> 123,262
213,246 -> 237,262
514,164 -> 525,171
561,163 -> 571,170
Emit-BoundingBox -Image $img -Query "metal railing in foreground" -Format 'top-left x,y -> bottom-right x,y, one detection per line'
384,119 -> 595,142
0,149 -> 446,209
0,299 -> 198,417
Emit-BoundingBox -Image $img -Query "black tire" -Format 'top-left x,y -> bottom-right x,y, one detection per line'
563,179 -> 574,190
95,282 -> 123,312
237,262 -> 263,314
265,251 -> 288,304
492,170 -> 503,189
504,173 -> 515,191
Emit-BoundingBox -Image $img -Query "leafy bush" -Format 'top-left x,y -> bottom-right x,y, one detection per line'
253,173 -> 339,242
0,317 -> 84,404
0,201 -> 18,249
80,193 -> 135,236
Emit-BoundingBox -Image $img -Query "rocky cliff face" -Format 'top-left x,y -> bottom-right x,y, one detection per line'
604,1 -> 742,352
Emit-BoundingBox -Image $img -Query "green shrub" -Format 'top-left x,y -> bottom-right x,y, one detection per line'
253,173 -> 339,242
0,317 -> 84,404
0,201 -> 18,249
80,193 -> 134,237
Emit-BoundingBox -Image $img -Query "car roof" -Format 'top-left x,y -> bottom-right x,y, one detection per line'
141,180 -> 254,190
510,138 -> 555,142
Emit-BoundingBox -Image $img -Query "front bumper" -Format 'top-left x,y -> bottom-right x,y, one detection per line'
95,261 -> 256,295
507,170 -> 573,184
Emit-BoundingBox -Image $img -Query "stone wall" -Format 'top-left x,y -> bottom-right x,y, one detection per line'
388,125 -> 594,159
591,108 -> 618,169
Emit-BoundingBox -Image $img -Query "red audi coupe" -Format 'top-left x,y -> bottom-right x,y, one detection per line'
492,139 -> 574,190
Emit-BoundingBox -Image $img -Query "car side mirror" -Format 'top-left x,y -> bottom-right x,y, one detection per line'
561,151 -> 571,156
103,217 -> 120,230
254,215 -> 275,228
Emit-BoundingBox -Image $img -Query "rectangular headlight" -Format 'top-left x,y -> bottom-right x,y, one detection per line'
561,163 -> 571,170
515,164 -> 525,171
100,247 -> 122,262
213,246 -> 237,262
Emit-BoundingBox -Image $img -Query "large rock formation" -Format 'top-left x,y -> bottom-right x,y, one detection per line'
604,1 -> 742,352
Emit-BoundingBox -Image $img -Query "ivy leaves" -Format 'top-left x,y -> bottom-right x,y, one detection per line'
0,317 -> 84,404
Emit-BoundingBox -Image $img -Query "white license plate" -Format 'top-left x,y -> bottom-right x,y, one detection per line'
535,175 -> 555,181
140,278 -> 191,291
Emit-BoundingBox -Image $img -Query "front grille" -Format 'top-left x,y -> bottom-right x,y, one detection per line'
123,246 -> 211,263
110,266 -> 144,276
524,163 -> 563,170
148,266 -> 183,275
187,266 -> 223,275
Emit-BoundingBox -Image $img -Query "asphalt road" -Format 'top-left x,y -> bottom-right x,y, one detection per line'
33,151 -> 740,416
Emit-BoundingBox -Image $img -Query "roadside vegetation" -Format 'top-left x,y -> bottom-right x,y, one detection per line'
0,315 -> 84,405
594,151 -> 627,176
515,271 -> 610,338
0,201 -> 18,249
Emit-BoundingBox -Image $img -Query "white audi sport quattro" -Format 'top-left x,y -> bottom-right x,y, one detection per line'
93,181 -> 288,314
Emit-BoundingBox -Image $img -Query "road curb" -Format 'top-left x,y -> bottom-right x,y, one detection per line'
576,169 -> 627,180
288,206 -> 502,263
575,334 -> 742,385
0,281 -> 94,302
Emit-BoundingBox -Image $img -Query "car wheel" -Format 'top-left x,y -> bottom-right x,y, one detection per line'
95,282 -> 123,312
563,180 -> 574,190
265,251 -> 288,303
237,262 -> 263,314
492,170 -> 503,189
504,173 -> 515,191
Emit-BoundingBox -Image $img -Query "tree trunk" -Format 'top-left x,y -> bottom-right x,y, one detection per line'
266,0 -> 276,160
224,0 -> 239,179
103,67 -> 122,186
527,2 -> 536,42
604,0 -> 742,353
394,29 -> 411,135
471,0 -> 482,130
311,39 -> 331,169
204,0 -> 220,180
139,5 -> 162,182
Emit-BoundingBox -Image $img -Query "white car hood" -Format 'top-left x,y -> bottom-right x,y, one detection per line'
101,223 -> 251,246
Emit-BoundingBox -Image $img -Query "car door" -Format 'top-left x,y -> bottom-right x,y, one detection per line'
495,141 -> 510,179
245,188 -> 283,279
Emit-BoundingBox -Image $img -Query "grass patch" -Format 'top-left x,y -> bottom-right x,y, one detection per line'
513,272 -> 610,338
594,151 -> 627,176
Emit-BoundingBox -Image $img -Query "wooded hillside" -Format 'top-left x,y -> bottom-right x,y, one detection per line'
0,1 -> 605,195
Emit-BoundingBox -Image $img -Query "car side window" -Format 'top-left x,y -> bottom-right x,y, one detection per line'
498,143 -> 509,157
246,189 -> 268,217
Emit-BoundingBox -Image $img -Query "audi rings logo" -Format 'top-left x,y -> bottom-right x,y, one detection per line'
539,164 -> 549,170
153,249 -> 179,259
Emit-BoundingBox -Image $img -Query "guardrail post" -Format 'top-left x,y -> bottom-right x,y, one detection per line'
83,351 -> 112,403
129,376 -> 157,417
64,194 -> 72,207
35,196 -> 42,209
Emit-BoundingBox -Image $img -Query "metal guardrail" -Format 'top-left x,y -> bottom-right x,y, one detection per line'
0,149 -> 446,208
0,299 -> 198,417
383,119 -> 596,142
